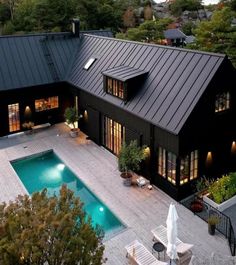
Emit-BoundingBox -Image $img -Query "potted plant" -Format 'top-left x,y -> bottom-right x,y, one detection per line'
64,107 -> 79,137
118,140 -> 146,186
207,215 -> 220,235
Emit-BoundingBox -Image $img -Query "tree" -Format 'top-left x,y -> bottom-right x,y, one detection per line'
170,0 -> 203,16
0,186 -> 105,265
116,18 -> 172,43
190,7 -> 236,67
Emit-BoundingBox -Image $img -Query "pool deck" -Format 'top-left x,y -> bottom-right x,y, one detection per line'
0,123 -> 231,264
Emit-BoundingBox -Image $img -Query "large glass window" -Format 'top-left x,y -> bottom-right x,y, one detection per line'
180,150 -> 198,185
180,155 -> 189,185
167,152 -> 176,185
35,96 -> 59,112
158,147 -> 166,177
158,147 -> 176,185
8,103 -> 20,132
106,78 -> 124,99
190,150 -> 198,180
104,117 -> 125,155
215,92 -> 230,112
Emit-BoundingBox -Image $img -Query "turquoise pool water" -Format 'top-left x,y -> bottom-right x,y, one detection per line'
11,151 -> 124,236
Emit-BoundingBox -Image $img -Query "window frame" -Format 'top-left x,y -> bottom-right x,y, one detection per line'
105,77 -> 125,100
215,91 -> 230,113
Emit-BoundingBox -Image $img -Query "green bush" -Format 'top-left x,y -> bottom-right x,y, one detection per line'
118,140 -> 146,174
208,173 -> 236,204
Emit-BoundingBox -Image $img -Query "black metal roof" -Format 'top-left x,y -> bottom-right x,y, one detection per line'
0,30 -> 113,91
0,31 -> 227,135
102,65 -> 148,82
164,29 -> 186,40
68,35 -> 225,134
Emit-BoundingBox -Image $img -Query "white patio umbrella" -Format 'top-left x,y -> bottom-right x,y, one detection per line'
166,203 -> 179,264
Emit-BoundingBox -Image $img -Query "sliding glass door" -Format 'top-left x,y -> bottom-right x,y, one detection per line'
8,103 -> 20,132
104,117 -> 125,155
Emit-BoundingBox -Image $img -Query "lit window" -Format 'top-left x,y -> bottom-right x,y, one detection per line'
215,92 -> 230,112
167,152 -> 176,185
84,58 -> 96,70
158,147 -> 176,185
190,150 -> 198,180
104,117 -> 125,155
180,155 -> 189,185
158,147 -> 166,177
106,77 -> 124,99
8,103 -> 20,132
35,96 -> 58,112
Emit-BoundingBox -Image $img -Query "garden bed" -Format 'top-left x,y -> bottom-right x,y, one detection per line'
203,193 -> 236,211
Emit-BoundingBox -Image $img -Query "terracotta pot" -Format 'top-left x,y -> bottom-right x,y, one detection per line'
190,200 -> 203,213
70,129 -> 78,137
120,172 -> 133,186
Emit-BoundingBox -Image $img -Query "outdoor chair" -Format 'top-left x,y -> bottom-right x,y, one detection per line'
125,240 -> 169,265
151,225 -> 194,255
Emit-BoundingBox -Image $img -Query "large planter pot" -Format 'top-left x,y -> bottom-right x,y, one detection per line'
208,224 -> 216,235
120,172 -> 133,186
70,129 -> 78,138
203,193 -> 236,211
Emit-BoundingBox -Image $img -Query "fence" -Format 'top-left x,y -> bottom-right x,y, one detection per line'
181,193 -> 235,256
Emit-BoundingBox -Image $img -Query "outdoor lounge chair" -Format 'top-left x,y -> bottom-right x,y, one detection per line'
125,240 -> 168,265
151,225 -> 193,264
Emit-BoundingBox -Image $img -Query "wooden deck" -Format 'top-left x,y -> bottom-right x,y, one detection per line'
0,124 -> 231,264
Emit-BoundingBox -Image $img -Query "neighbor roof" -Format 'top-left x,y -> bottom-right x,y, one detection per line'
102,65 -> 148,82
164,29 -> 186,40
68,34 -> 225,134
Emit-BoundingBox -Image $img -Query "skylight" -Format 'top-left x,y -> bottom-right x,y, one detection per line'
84,57 -> 96,70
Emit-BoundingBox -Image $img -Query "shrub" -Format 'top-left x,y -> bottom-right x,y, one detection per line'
208,173 -> 236,204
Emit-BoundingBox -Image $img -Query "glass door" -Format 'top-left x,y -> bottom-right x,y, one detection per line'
8,103 -> 20,132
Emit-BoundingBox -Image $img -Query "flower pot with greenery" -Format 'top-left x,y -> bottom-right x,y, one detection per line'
22,121 -> 34,134
64,107 -> 79,137
118,140 -> 146,186
207,215 -> 220,235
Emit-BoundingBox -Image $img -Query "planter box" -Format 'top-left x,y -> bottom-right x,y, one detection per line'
203,193 -> 236,211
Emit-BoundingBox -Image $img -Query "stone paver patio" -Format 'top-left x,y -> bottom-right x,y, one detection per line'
0,124 -> 231,264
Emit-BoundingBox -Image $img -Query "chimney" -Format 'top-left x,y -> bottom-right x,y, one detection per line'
72,18 -> 80,37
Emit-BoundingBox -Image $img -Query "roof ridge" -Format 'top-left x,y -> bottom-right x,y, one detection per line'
82,33 -> 226,58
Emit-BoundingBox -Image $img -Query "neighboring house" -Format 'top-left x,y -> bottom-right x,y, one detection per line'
163,29 -> 186,47
0,20 -> 236,200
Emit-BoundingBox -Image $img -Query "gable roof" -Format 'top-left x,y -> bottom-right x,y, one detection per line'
68,34 -> 225,135
0,30 -> 112,91
0,31 -> 227,135
164,29 -> 186,40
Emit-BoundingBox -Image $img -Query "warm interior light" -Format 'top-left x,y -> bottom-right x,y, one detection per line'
84,110 -> 88,122
231,141 -> 236,154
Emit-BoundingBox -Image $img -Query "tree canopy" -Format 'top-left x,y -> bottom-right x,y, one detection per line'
116,18 -> 173,43
170,0 -> 203,16
0,185 -> 105,265
189,7 -> 236,67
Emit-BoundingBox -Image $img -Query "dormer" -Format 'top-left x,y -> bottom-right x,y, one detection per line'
102,65 -> 148,102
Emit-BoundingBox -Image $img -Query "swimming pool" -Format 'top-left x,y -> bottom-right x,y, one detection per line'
11,151 -> 125,237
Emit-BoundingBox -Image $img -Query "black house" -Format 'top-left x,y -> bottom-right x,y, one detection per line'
0,21 -> 236,200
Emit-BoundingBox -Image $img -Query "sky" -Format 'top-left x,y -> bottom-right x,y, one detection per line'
153,0 -> 220,5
